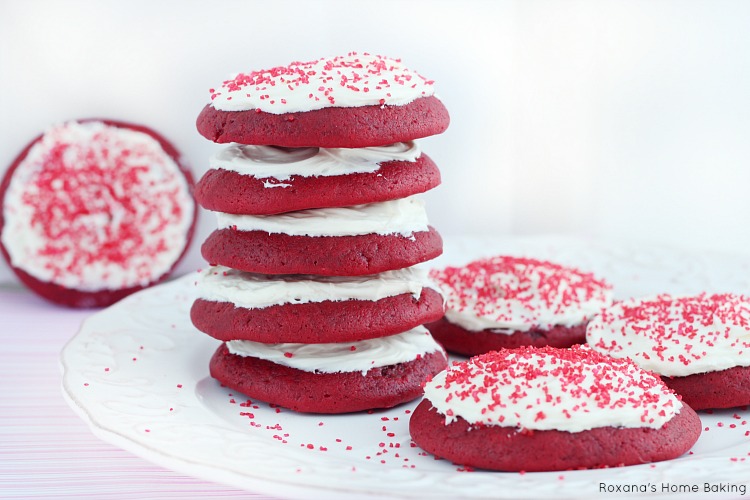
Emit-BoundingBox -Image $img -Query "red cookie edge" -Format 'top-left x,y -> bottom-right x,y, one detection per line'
195,153 -> 441,215
408,400 -> 701,471
201,226 -> 443,276
209,343 -> 448,414
191,288 -> 445,343
425,316 -> 588,356
196,96 -> 450,148
662,365 -> 750,410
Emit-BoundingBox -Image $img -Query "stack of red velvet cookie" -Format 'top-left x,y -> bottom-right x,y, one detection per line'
190,53 -> 450,413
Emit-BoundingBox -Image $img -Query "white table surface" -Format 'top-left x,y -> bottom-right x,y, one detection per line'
0,284 -> 273,499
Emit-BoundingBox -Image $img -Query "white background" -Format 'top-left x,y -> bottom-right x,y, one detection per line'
2,0 -> 750,286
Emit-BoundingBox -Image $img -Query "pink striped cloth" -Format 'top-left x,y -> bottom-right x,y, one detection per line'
0,285 -> 273,499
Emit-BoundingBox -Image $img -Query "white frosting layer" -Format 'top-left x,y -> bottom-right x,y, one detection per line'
432,256 -> 613,333
209,142 -> 420,181
1,121 -> 194,291
423,346 -> 682,432
226,326 -> 444,375
195,265 -> 436,309
587,294 -> 750,377
209,53 -> 435,113
214,196 -> 429,237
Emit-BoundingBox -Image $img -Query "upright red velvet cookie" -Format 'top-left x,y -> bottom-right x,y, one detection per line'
588,293 -> 750,410
196,53 -> 450,148
201,197 -> 442,276
426,256 -> 613,355
0,120 -> 196,308
410,346 -> 701,472
190,265 -> 445,343
209,326 -> 448,413
195,142 -> 440,215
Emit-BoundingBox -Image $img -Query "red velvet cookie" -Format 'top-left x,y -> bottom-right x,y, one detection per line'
201,226 -> 442,277
426,256 -> 613,356
426,316 -> 588,354
588,293 -> 750,410
662,365 -> 750,411
197,96 -> 449,148
195,146 -> 440,215
410,399 -> 700,472
190,265 -> 444,343
0,119 -> 196,308
410,346 -> 701,471
209,327 -> 448,414
192,291 -> 444,344
196,53 -> 449,148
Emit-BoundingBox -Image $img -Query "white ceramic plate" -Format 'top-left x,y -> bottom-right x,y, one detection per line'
61,236 -> 750,499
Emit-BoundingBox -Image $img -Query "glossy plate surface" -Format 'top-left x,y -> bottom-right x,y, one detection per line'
61,236 -> 750,499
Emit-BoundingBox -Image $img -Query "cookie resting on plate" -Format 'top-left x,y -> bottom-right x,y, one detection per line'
426,256 -> 613,355
587,293 -> 750,410
409,345 -> 701,471
209,326 -> 448,414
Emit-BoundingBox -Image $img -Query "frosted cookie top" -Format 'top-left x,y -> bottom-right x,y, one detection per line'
430,256 -> 613,333
227,326 -> 444,375
423,345 -> 682,432
1,120 -> 194,291
208,53 -> 436,113
587,293 -> 750,377
196,264 -> 437,309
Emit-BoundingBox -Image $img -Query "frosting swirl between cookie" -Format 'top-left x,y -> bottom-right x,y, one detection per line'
195,264 -> 437,309
226,326 -> 444,375
213,196 -> 429,238
209,142 -> 421,181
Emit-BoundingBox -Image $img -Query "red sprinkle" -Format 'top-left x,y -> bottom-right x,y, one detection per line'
211,53 -> 433,110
